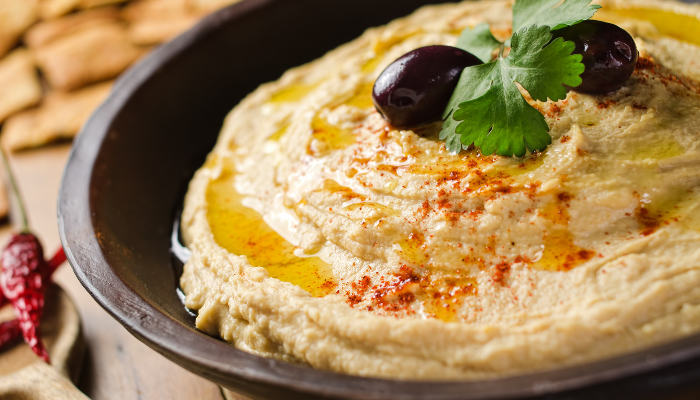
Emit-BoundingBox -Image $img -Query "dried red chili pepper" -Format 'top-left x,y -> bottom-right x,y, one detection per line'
0,286 -> 16,348
0,244 -> 65,360
47,248 -> 66,276
1,234 -> 53,362
0,147 -> 65,363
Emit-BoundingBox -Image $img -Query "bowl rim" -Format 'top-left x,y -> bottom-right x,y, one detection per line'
57,0 -> 700,398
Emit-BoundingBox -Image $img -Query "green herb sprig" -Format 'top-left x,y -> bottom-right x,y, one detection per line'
440,0 -> 600,157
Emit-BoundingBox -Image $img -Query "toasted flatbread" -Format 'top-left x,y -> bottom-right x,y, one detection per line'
80,0 -> 129,9
39,0 -> 80,20
0,0 -> 38,58
25,7 -> 120,48
188,0 -> 242,13
1,81 -> 112,151
127,14 -> 199,45
121,0 -> 190,22
0,49 -> 42,124
122,0 -> 245,45
33,23 -> 145,90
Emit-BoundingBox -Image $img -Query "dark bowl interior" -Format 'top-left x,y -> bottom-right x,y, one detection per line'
58,1 -> 700,399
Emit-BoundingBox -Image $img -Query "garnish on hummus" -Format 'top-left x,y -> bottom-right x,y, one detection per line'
374,0 -> 639,156
180,0 -> 700,380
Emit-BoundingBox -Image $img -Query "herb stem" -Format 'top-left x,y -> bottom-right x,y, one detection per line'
0,147 -> 29,233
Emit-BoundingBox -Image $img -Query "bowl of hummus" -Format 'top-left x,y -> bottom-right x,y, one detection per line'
60,0 -> 700,398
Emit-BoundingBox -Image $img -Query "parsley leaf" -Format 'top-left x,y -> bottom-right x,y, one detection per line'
439,112 -> 464,151
512,0 -> 601,31
441,25 -> 584,157
506,24 -> 584,102
456,23 -> 502,63
451,66 -> 551,157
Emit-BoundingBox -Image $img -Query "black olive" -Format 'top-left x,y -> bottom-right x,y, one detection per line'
553,20 -> 638,94
372,45 -> 482,129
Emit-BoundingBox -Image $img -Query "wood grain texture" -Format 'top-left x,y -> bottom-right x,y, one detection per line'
2,144 -> 225,400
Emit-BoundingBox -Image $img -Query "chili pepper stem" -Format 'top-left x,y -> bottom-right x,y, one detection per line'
0,146 -> 29,233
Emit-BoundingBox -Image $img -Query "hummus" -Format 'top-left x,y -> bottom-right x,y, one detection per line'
180,0 -> 700,379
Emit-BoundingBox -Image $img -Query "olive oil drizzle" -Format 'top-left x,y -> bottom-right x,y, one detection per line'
597,8 -> 700,46
533,199 -> 595,271
269,82 -> 320,103
206,163 -> 336,297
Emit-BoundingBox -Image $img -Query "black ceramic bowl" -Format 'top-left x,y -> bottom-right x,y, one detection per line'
58,1 -> 700,399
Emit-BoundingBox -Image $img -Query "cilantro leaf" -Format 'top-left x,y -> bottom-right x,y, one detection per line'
452,69 -> 551,157
512,0 -> 601,32
441,25 -> 583,157
439,111 -> 464,151
507,24 -> 584,101
456,23 -> 502,63
440,61 -> 494,152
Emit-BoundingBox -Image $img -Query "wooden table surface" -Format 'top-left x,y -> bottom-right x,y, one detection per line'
1,144 -> 228,400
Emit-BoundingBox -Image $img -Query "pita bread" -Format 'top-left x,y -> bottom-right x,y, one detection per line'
25,7 -> 120,48
1,81 -> 113,151
121,0 -> 190,22
127,14 -> 199,45
0,0 -> 38,58
0,49 -> 42,124
33,23 -> 145,90
80,0 -> 129,9
188,0 -> 242,14
122,0 -> 197,45
39,0 -> 80,20
123,0 -> 244,45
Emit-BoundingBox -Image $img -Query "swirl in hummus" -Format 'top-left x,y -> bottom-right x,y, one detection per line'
180,0 -> 700,379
